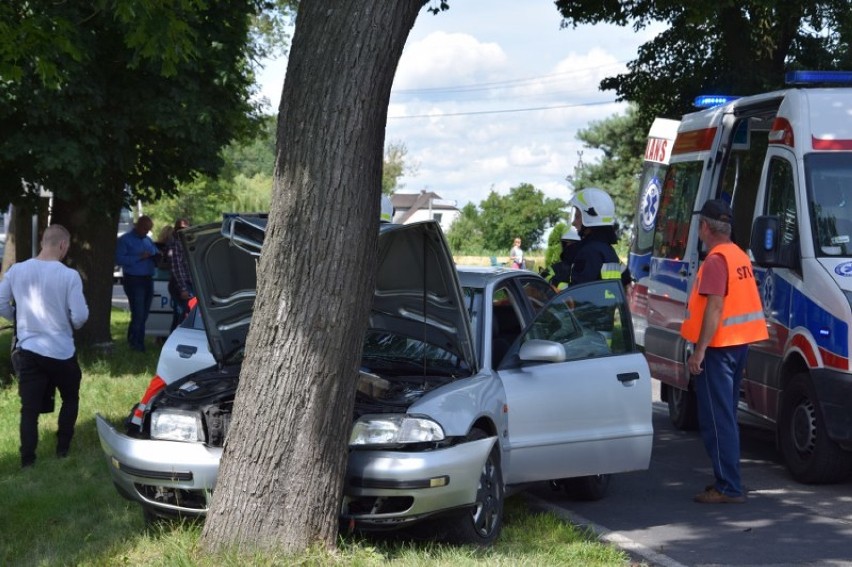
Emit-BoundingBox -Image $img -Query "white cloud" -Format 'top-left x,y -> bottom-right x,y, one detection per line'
257,0 -> 667,211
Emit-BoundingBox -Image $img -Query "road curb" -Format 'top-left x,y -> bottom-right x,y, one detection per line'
524,494 -> 688,567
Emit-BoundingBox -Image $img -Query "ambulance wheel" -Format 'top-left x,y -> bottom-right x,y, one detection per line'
667,384 -> 699,431
778,372 -> 852,484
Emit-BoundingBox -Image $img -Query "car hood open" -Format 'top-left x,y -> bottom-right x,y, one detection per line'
181,216 -> 476,373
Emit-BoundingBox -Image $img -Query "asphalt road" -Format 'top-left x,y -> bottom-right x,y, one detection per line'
526,382 -> 852,567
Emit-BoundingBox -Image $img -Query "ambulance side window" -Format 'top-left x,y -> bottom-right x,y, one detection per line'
653,161 -> 703,260
720,121 -> 769,248
764,157 -> 800,267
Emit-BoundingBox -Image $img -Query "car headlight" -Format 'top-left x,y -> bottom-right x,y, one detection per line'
349,414 -> 444,446
150,409 -> 205,443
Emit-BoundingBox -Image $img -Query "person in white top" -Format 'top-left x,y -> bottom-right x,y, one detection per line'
0,224 -> 89,467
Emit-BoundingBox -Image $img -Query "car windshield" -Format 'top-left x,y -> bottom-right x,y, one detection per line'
807,152 -> 852,257
361,329 -> 470,377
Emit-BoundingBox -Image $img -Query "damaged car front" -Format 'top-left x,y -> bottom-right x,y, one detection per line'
96,216 -> 495,538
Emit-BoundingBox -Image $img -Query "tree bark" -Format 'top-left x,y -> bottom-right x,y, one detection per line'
51,195 -> 122,347
201,0 -> 425,554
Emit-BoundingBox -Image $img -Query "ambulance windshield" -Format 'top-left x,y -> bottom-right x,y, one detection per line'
807,153 -> 852,257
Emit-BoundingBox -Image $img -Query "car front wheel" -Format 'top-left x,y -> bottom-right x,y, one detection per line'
447,429 -> 503,545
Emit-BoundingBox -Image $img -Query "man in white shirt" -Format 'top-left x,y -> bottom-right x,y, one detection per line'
0,224 -> 89,467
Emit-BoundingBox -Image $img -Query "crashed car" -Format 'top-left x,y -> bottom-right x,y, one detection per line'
96,215 -> 653,544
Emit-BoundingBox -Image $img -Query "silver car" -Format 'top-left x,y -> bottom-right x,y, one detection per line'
96,216 -> 653,544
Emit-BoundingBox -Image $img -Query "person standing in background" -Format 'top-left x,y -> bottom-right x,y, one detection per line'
115,215 -> 158,352
509,237 -> 525,269
167,218 -> 193,331
0,224 -> 89,467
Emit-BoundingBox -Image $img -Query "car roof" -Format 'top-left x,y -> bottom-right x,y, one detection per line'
456,266 -> 544,289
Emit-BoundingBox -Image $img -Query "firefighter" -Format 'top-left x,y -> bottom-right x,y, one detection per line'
547,227 -> 581,290
568,187 -> 630,286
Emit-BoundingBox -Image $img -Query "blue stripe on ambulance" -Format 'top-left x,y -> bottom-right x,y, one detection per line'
755,267 -> 849,360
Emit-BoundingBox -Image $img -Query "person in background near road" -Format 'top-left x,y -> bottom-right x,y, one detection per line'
547,227 -> 581,290
568,187 -> 630,286
154,225 -> 174,280
681,199 -> 768,504
167,218 -> 193,331
115,215 -> 158,352
0,225 -> 89,468
509,237 -> 525,269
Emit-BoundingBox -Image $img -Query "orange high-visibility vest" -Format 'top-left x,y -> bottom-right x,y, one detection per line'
680,242 -> 768,347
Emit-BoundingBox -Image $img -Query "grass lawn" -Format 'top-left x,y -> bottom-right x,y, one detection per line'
0,309 -> 631,566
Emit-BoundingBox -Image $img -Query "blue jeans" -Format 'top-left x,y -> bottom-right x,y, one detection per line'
694,344 -> 749,497
122,275 -> 153,351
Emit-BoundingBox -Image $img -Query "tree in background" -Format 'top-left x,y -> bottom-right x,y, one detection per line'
556,1 -> 852,123
478,183 -> 566,252
445,202 -> 484,252
0,1 -> 295,345
543,221 -> 571,270
569,107 -> 645,232
382,141 -> 417,195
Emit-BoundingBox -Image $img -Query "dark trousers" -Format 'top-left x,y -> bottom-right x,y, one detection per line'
694,344 -> 749,497
168,280 -> 194,332
123,274 -> 153,350
14,349 -> 83,466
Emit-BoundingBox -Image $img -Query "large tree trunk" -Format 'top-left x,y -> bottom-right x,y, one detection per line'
201,0 -> 425,554
51,195 -> 122,346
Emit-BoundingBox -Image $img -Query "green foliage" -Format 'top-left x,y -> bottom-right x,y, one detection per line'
446,202 -> 485,252
555,1 -> 852,124
382,141 -> 416,195
570,106 -> 646,232
544,221 -> 571,269
479,183 -> 566,252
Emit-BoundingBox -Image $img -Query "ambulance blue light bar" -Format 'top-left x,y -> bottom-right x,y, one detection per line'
693,95 -> 740,108
785,70 -> 852,85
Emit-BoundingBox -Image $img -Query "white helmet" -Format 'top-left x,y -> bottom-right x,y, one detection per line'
380,195 -> 394,223
569,187 -> 616,227
561,227 -> 581,242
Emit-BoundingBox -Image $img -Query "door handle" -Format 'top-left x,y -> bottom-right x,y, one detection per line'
617,372 -> 640,383
176,345 -> 198,359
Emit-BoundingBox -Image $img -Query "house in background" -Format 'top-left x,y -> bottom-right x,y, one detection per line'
390,190 -> 460,233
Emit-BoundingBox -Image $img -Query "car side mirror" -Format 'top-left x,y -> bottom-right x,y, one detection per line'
518,339 -> 566,363
750,215 -> 796,269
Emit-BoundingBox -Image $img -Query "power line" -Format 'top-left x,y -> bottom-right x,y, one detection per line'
391,62 -> 628,95
387,99 -> 618,119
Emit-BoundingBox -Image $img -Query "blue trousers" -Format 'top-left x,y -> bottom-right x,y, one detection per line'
694,344 -> 749,497
122,275 -> 153,351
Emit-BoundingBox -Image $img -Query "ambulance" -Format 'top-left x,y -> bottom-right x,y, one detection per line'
636,71 -> 852,483
627,117 -> 680,347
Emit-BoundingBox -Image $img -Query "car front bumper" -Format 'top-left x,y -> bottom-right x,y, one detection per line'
95,413 -> 222,517
341,436 -> 496,528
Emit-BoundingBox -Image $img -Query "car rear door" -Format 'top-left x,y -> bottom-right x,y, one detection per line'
497,280 -> 653,484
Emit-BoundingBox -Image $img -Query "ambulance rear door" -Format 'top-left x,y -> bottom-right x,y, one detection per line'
628,117 -> 680,347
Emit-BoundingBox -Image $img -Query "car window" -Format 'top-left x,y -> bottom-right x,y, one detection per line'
362,330 -> 469,376
492,285 -> 524,367
521,280 -> 634,362
518,277 -> 556,315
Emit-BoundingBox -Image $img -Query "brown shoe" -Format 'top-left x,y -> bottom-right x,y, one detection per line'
694,487 -> 745,504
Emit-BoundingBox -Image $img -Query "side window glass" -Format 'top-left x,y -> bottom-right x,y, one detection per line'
654,161 -> 703,260
520,278 -> 556,315
720,120 -> 768,248
522,281 -> 634,362
491,286 -> 523,368
765,157 -> 798,247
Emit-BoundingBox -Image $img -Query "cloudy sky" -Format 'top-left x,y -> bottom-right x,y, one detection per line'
256,1 -> 665,209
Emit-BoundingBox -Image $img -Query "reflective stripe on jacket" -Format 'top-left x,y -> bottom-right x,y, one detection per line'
680,242 -> 768,347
